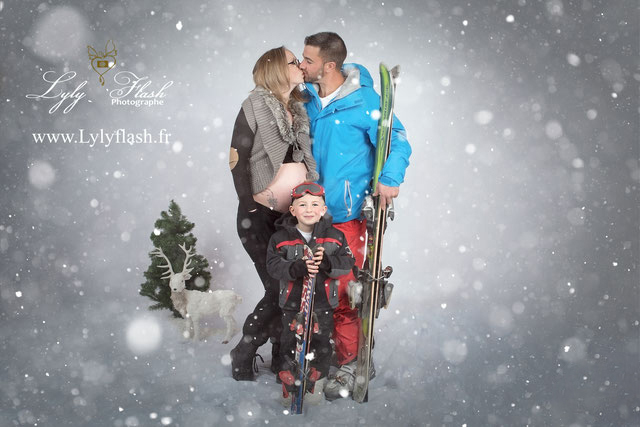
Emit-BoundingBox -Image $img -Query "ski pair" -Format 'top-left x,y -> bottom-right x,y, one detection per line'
351,63 -> 400,404
280,245 -> 320,414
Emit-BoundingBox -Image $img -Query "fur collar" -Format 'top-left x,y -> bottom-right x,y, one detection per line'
253,86 -> 309,144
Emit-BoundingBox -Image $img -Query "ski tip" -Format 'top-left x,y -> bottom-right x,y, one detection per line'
379,63 -> 400,79
390,65 -> 400,79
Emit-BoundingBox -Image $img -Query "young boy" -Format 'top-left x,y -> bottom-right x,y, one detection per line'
266,182 -> 355,403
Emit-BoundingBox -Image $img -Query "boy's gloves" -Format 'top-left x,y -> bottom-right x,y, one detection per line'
317,256 -> 331,271
289,259 -> 308,278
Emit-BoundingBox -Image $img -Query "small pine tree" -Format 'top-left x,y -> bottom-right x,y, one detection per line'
140,200 -> 211,317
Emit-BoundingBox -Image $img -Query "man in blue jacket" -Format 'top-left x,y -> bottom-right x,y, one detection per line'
299,32 -> 411,400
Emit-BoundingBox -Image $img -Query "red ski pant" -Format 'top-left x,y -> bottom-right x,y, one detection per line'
332,219 -> 367,366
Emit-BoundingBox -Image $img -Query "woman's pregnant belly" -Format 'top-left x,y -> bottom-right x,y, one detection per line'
253,163 -> 308,213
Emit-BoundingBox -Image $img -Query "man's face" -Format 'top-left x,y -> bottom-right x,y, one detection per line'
300,45 -> 324,83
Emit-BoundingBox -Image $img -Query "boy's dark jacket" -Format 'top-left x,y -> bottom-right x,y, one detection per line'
266,212 -> 355,310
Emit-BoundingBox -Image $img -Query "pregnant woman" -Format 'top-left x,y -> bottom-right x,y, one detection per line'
229,46 -> 318,380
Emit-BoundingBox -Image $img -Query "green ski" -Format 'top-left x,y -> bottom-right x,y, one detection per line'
352,63 -> 399,403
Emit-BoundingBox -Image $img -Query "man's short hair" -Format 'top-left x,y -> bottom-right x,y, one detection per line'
304,32 -> 347,69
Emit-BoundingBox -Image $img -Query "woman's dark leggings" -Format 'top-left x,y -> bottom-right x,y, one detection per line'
236,204 -> 284,348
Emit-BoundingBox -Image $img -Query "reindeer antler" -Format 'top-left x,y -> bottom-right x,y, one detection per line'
178,243 -> 195,275
150,246 -> 175,279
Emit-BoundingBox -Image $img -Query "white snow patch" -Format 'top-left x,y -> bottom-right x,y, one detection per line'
567,53 -> 581,67
126,317 -> 162,355
436,268 -> 462,294
27,6 -> 88,62
176,21 -> 183,31
505,14 -> 515,23
28,160 -> 56,189
545,120 -> 563,140
194,276 -> 206,288
489,306 -> 514,335
473,110 -> 493,125
519,231 -> 538,249
600,59 -> 624,85
442,339 -> 468,364
512,301 -> 525,314
237,400 -> 261,420
220,354 -> 231,366
81,360 -> 114,385
546,0 -> 564,17
567,207 -> 585,226
472,258 -> 486,271
559,337 -> 587,363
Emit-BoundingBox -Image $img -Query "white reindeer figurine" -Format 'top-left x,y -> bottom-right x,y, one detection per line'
151,243 -> 242,343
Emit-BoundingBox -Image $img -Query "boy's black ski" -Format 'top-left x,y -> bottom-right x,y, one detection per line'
352,63 -> 399,404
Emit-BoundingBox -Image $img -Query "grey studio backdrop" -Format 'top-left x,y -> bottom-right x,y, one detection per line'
0,0 -> 638,426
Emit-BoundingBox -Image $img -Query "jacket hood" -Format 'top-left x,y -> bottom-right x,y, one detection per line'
342,63 -> 374,89
274,211 -> 335,235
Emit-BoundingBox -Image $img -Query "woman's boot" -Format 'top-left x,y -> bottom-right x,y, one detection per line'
230,337 -> 259,381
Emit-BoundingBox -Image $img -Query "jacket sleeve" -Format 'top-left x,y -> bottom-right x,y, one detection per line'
319,232 -> 356,278
266,235 -> 299,281
230,107 -> 258,210
365,94 -> 412,187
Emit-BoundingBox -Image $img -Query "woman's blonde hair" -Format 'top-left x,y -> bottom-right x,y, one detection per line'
252,46 -> 305,105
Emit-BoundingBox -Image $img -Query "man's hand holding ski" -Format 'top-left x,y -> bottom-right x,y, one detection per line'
373,182 -> 399,211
